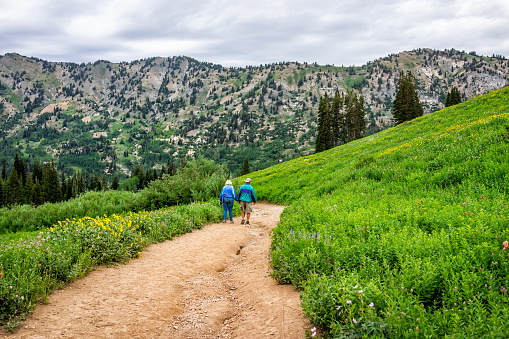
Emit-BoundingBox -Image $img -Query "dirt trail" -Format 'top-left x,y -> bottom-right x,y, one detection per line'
1,203 -> 311,338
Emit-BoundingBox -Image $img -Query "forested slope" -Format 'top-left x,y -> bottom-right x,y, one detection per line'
0,49 -> 507,177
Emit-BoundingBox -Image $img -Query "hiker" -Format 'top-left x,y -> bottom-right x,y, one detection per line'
238,178 -> 257,225
219,179 -> 238,223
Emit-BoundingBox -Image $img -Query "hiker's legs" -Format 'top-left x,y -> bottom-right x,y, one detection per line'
240,201 -> 248,220
240,201 -> 253,224
223,198 -> 233,221
226,200 -> 234,221
222,203 -> 228,221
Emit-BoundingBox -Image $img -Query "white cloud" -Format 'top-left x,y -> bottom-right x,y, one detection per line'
1,0 -> 508,66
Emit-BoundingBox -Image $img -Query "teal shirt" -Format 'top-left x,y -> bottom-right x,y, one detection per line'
238,183 -> 257,203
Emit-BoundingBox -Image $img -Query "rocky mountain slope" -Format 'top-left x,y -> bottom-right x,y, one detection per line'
0,48 -> 507,177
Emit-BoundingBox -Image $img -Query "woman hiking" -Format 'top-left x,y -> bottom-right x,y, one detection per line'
219,180 -> 238,223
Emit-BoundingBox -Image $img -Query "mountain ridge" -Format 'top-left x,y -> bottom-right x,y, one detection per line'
0,48 -> 508,177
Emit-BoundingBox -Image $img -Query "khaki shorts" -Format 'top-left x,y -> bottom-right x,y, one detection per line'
240,201 -> 253,214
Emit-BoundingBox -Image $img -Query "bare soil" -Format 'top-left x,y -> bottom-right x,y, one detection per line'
1,203 -> 310,338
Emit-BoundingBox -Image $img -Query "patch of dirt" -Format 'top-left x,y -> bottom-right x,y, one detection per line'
1,203 -> 310,338
92,131 -> 108,138
40,101 -> 70,115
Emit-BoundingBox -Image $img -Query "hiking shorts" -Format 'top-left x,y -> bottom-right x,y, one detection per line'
240,201 -> 253,214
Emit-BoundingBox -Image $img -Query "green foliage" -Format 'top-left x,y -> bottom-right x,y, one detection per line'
445,86 -> 462,107
0,190 -> 137,233
246,87 -> 509,337
393,70 -> 423,125
136,157 -> 228,210
0,158 -> 228,234
111,174 -> 119,190
315,93 -> 331,153
118,176 -> 140,192
240,156 -> 251,176
315,90 -> 366,153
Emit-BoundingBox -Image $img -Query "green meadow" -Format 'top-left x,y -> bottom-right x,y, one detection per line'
244,87 -> 509,337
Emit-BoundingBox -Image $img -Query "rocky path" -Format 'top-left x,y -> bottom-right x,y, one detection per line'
1,203 -> 310,338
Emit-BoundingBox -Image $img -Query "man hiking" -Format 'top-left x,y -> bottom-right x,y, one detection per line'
238,178 -> 257,225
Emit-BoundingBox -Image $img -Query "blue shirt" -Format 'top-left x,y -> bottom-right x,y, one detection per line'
219,185 -> 238,202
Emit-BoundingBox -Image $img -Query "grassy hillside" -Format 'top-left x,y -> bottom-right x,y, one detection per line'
244,87 -> 509,337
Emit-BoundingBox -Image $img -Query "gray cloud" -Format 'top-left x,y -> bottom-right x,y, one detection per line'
1,0 -> 508,66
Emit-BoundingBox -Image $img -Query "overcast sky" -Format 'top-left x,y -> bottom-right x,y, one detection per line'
1,0 -> 508,67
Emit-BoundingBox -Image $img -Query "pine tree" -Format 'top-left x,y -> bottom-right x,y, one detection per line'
60,171 -> 67,199
241,156 -> 250,176
168,160 -> 175,176
160,165 -> 166,179
445,87 -> 462,107
22,172 -> 34,205
13,153 -> 27,185
316,90 -> 366,150
0,178 -> 4,207
330,91 -> 343,147
344,90 -> 356,142
42,161 -> 62,203
336,92 -> 349,145
77,171 -> 84,196
350,90 -> 366,140
111,174 -> 120,190
33,159 -> 43,183
70,171 -> 79,199
101,174 -> 108,190
393,71 -> 423,125
1,159 -> 6,180
7,168 -> 21,206
315,93 -> 331,153
133,166 -> 145,190
453,87 -> 462,105
66,175 -> 73,200
89,173 -> 100,191
31,178 -> 43,206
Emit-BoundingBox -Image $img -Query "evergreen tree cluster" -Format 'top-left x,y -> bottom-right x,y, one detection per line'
445,86 -> 462,107
392,71 -> 424,125
117,158 -> 184,192
0,152 -> 190,208
315,90 -> 366,153
0,153 -> 110,208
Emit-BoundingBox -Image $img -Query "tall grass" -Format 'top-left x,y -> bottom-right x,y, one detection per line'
245,87 -> 509,337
